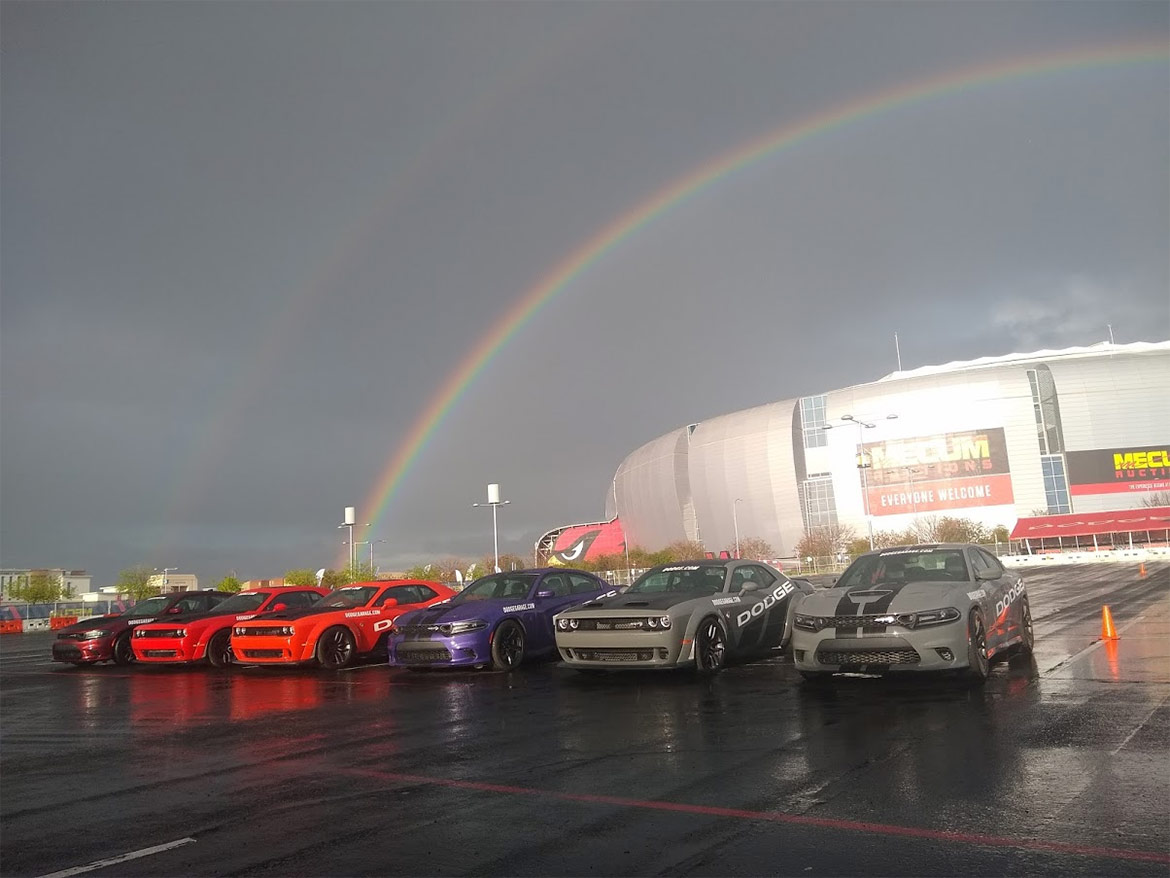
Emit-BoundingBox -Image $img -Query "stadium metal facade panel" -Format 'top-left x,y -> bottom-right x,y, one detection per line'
599,341 -> 1169,557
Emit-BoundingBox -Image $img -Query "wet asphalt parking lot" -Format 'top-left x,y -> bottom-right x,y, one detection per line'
1,562 -> 1167,877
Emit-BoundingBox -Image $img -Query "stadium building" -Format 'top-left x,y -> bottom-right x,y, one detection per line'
537,341 -> 1169,564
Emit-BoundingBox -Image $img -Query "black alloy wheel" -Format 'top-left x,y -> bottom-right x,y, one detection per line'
964,609 -> 990,684
695,617 -> 727,675
491,621 -> 526,670
206,629 -> 235,668
112,633 -> 136,665
316,627 -> 357,670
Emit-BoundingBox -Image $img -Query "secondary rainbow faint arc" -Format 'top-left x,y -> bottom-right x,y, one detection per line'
350,39 -> 1168,565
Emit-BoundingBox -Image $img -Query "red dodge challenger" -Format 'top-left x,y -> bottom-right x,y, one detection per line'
131,586 -> 331,667
231,580 -> 455,670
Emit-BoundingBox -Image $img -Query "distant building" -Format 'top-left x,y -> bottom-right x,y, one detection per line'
550,341 -> 1168,560
146,572 -> 199,593
241,578 -> 287,589
1,569 -> 92,600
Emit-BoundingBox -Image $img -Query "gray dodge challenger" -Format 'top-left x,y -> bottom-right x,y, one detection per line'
553,559 -> 813,674
791,543 -> 1033,684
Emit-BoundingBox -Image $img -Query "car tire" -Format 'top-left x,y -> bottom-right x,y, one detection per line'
316,626 -> 357,670
1015,597 -> 1035,658
491,621 -> 526,670
112,633 -> 136,666
963,608 -> 990,684
694,617 -> 727,676
206,629 -> 234,668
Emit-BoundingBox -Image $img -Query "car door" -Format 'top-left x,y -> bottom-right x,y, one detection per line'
528,573 -> 577,652
966,547 -> 1008,655
727,563 -> 793,653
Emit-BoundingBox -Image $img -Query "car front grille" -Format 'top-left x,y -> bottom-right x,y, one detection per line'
573,648 -> 657,662
822,614 -> 899,628
136,629 -> 182,638
398,647 -> 452,664
568,618 -> 657,631
817,648 -> 920,665
234,627 -> 280,638
142,650 -> 178,658
240,649 -> 284,659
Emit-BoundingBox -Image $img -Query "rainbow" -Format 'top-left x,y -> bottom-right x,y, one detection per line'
349,38 -> 1168,568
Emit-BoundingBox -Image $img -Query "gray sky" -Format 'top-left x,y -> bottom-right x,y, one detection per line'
2,1 -> 1167,587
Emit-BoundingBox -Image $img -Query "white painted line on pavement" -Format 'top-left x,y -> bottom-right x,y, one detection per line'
36,837 -> 195,877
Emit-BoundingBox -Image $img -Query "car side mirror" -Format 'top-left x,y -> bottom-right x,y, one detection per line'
536,590 -> 555,599
271,603 -> 287,612
167,606 -> 182,614
739,582 -> 760,593
381,598 -> 399,608
975,568 -> 998,581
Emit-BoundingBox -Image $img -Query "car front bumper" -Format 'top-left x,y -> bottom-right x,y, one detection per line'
52,638 -> 114,664
388,632 -> 490,667
231,633 -> 311,664
131,635 -> 202,663
792,620 -> 969,673
554,629 -> 689,669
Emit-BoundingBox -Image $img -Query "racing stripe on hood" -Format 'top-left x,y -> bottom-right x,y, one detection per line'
833,583 -> 912,637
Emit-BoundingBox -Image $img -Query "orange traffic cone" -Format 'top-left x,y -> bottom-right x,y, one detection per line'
1139,563 -> 1147,578
1101,605 -> 1119,640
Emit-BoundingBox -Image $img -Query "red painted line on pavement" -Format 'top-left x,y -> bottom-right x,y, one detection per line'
342,767 -> 1170,865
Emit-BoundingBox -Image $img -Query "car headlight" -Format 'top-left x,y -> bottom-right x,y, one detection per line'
439,620 -> 488,636
899,607 -> 961,629
175,629 -> 187,638
646,616 -> 672,629
793,614 -> 821,632
556,618 -> 580,631
81,629 -> 110,640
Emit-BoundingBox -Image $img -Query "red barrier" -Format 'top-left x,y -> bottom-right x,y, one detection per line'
50,616 -> 79,629
0,620 -> 23,635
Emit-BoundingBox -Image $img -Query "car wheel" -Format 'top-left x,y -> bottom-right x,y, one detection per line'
490,621 -> 525,670
694,617 -> 727,676
112,633 -> 136,666
1016,597 -> 1035,657
206,630 -> 234,668
963,609 -> 990,684
316,627 -> 357,670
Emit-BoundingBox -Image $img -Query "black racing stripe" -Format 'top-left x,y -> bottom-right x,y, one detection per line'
833,583 -> 911,637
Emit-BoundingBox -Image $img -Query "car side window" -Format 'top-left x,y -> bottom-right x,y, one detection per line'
280,591 -> 313,608
541,575 -> 571,597
381,586 -> 420,606
746,565 -> 776,589
967,550 -> 992,580
568,574 -> 602,594
975,548 -> 1004,576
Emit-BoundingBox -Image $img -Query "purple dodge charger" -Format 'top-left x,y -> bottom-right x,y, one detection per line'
387,568 -> 614,670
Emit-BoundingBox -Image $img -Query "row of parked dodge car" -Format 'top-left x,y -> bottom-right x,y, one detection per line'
51,543 -> 1035,684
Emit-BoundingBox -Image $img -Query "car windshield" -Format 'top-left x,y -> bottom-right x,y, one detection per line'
450,574 -> 537,603
321,586 -> 380,608
837,549 -> 968,587
209,592 -> 268,613
627,565 -> 726,595
125,595 -> 172,618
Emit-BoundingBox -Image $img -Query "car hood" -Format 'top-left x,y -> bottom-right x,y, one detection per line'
558,591 -> 709,615
397,598 -> 524,628
246,603 -> 372,623
797,580 -> 970,615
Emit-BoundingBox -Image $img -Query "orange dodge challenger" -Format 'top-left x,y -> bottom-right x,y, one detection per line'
231,580 -> 454,670
130,586 -> 330,667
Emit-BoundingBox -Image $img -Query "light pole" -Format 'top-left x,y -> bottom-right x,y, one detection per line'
368,539 -> 386,571
733,498 -> 744,559
156,566 -> 177,593
472,483 -> 510,572
338,507 -> 370,572
823,413 -> 898,549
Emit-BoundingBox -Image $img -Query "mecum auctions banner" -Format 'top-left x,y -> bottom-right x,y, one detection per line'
1065,444 -> 1170,496
860,427 -> 1015,516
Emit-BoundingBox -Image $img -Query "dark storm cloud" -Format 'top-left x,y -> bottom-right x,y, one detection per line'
2,1 -> 1166,585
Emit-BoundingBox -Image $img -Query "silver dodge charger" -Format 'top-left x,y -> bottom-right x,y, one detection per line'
791,543 -> 1033,685
554,559 -> 812,675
